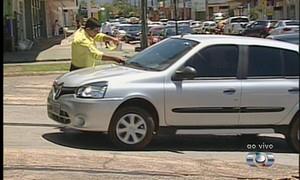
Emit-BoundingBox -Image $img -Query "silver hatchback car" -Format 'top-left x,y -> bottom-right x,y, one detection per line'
48,35 -> 299,151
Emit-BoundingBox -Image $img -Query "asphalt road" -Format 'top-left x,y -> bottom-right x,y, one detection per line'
4,74 -> 300,179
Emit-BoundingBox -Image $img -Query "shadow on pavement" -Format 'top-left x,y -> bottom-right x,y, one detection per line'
42,128 -> 296,154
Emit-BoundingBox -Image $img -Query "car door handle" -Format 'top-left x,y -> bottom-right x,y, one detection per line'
288,88 -> 299,93
223,89 -> 236,94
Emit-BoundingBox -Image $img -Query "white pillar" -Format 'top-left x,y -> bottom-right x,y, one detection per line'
87,0 -> 91,18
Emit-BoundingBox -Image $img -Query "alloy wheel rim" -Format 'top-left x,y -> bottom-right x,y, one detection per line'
116,113 -> 147,145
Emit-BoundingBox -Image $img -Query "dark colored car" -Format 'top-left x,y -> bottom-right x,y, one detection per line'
242,20 -> 278,38
162,25 -> 193,39
124,24 -> 141,43
266,33 -> 299,44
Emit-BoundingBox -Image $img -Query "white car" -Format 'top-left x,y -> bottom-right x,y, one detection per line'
48,35 -> 299,151
201,21 -> 216,34
224,16 -> 250,35
269,20 -> 299,35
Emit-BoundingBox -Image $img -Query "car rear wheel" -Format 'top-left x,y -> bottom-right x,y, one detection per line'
109,106 -> 155,150
287,114 -> 299,152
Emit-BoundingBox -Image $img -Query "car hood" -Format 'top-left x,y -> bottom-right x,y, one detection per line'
56,64 -> 144,87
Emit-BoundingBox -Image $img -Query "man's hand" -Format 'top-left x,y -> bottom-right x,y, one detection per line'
104,35 -> 119,46
113,56 -> 125,64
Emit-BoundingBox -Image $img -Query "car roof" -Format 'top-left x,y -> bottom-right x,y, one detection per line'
175,35 -> 298,51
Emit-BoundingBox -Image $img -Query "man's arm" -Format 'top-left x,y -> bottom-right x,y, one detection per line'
102,54 -> 125,64
94,33 -> 119,45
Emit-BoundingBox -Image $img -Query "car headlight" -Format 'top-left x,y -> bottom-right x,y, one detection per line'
76,82 -> 108,99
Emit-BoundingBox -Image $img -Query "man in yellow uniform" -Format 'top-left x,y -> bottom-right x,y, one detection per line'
70,18 -> 124,71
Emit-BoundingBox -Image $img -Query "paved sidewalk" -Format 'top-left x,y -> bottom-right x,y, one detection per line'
4,35 -> 138,64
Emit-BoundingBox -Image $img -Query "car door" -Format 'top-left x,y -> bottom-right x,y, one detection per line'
165,45 -> 242,126
240,46 -> 299,125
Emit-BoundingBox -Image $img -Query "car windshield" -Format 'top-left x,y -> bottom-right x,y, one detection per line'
231,18 -> 249,23
124,38 -> 198,71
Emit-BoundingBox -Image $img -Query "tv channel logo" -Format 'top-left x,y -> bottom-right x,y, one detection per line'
246,152 -> 274,167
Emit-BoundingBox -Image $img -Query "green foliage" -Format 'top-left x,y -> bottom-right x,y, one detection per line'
103,0 -> 139,18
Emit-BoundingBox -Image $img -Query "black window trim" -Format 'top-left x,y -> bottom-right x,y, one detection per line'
180,44 -> 242,80
282,49 -> 299,78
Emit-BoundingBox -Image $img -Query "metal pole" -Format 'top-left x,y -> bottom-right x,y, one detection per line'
174,0 -> 178,35
140,0 -> 148,49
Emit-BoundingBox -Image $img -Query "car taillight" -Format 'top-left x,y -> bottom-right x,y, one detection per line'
283,28 -> 291,31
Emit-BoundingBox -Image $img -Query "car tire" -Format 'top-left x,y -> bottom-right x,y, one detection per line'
287,114 -> 299,152
109,106 -> 155,150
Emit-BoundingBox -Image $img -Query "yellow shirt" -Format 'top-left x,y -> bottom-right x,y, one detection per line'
71,28 -> 106,68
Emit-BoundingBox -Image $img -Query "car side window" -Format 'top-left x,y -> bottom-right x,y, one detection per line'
184,45 -> 239,78
283,50 -> 299,77
247,46 -> 282,77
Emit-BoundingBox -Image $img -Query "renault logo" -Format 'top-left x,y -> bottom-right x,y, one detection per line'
53,81 -> 63,99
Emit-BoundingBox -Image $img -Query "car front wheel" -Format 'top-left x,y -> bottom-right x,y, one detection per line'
109,106 -> 155,150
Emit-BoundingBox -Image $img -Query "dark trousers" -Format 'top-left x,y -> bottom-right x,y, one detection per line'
69,64 -> 82,71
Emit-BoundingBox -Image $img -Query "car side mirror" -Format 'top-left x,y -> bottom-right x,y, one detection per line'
172,66 -> 197,81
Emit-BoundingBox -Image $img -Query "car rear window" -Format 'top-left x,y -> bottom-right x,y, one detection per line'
283,50 -> 299,77
231,18 -> 249,23
248,46 -> 282,77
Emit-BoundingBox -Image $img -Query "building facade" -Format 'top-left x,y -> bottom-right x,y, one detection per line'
3,0 -> 78,52
3,0 -> 48,51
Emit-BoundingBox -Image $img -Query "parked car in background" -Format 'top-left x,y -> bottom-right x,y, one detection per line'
159,18 -> 168,25
213,12 -> 225,23
242,20 -> 278,38
123,24 -> 141,43
190,21 -> 202,29
191,21 -> 203,34
223,16 -> 250,35
266,33 -> 299,44
113,24 -> 141,41
201,21 -> 217,34
148,21 -> 164,26
166,20 -> 192,27
112,24 -> 129,39
269,20 -> 299,35
48,35 -> 299,151
148,25 -> 165,45
162,25 -> 193,39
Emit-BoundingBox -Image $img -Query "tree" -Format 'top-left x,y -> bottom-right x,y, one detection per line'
102,0 -> 139,18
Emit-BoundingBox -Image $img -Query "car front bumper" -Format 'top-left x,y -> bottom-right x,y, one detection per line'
47,90 -> 123,132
